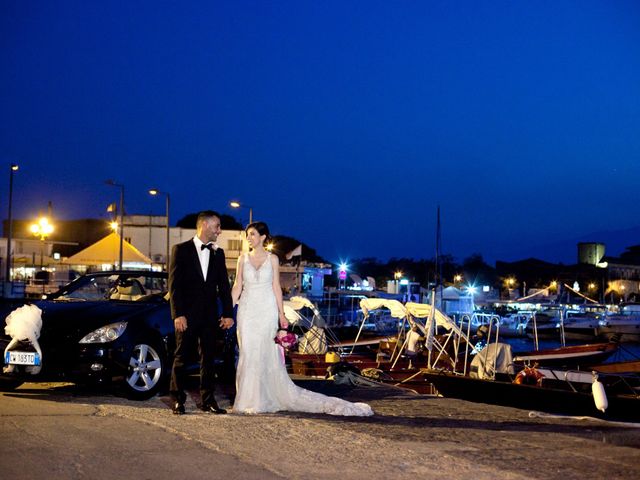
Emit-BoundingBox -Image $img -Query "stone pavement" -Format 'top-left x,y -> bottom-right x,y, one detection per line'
2,377 -> 640,480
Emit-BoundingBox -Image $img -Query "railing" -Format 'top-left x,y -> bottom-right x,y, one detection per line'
23,280 -> 68,298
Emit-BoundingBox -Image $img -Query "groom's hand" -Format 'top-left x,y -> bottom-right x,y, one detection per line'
220,317 -> 234,330
174,316 -> 188,332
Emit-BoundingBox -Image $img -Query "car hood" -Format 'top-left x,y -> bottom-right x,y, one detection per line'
1,300 -> 163,343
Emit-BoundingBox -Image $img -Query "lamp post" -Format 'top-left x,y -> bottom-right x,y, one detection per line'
5,164 -> 18,291
30,217 -> 54,293
105,180 -> 124,269
149,188 -> 170,271
229,200 -> 253,225
507,277 -> 516,300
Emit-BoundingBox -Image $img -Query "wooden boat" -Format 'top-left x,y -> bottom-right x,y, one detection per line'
589,359 -> 640,374
512,341 -> 618,368
422,368 -> 640,422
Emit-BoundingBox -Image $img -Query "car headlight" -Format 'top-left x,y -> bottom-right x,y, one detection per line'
79,322 -> 128,344
598,319 -> 607,327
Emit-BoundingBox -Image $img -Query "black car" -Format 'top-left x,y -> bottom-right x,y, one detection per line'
0,271 -> 236,399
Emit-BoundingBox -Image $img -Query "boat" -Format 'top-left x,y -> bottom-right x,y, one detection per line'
512,341 -> 619,368
597,304 -> 640,342
560,304 -> 609,342
525,306 -> 581,341
589,359 -> 640,374
422,367 -> 640,422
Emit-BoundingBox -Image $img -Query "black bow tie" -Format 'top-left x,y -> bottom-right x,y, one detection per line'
201,243 -> 214,251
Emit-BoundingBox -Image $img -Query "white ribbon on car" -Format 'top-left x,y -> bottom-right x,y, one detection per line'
3,304 -> 44,374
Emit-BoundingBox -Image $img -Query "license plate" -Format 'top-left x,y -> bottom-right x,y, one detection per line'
4,351 -> 41,366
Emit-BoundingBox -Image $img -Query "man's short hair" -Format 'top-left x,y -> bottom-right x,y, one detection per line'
196,210 -> 221,227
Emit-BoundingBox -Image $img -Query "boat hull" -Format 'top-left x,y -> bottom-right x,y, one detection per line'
513,342 -> 618,368
422,369 -> 640,422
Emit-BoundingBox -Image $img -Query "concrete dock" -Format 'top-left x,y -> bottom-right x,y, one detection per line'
2,377 -> 640,479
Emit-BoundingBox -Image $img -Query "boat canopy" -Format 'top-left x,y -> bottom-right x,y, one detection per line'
359,298 -> 408,319
405,302 -> 464,333
283,296 -> 326,328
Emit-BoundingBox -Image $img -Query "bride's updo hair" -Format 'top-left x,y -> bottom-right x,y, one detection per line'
246,221 -> 272,247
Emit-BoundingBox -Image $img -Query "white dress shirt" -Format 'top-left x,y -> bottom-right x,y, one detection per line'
193,236 -> 212,281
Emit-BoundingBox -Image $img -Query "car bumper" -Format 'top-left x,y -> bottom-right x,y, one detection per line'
1,337 -> 130,386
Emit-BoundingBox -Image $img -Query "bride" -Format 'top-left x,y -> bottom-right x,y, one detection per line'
231,221 -> 373,416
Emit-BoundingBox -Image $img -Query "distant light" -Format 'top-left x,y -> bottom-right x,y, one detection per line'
482,285 -> 490,292
265,243 -> 274,251
339,263 -> 347,272
110,221 -> 118,231
230,201 -> 241,208
149,188 -> 159,196
11,164 -> 19,171
399,279 -> 409,285
596,262 -> 608,268
454,274 -> 462,282
53,252 -> 61,260
467,285 -> 477,294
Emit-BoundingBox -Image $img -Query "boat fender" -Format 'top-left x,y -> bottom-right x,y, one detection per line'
591,376 -> 608,413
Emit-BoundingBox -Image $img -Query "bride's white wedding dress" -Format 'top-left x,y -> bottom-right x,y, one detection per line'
233,253 -> 373,416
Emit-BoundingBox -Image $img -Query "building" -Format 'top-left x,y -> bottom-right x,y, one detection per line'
120,215 -> 245,272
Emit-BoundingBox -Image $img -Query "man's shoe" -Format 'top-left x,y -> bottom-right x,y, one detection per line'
172,402 -> 185,415
201,404 -> 227,415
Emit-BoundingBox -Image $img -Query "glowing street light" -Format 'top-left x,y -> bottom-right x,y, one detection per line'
30,217 -> 54,239
30,217 -> 54,270
338,262 -> 348,289
149,188 -> 171,270
454,274 -> 462,283
229,200 -> 253,225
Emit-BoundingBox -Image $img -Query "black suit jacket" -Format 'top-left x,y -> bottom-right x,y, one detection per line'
168,239 -> 234,326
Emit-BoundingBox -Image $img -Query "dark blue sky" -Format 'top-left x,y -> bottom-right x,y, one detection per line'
1,1 -> 639,265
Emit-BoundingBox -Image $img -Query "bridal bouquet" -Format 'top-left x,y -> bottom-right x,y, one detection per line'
274,329 -> 298,351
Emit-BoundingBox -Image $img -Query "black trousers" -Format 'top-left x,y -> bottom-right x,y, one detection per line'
169,321 -> 218,407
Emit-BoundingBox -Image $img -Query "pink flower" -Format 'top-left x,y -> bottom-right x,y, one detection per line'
274,329 -> 297,350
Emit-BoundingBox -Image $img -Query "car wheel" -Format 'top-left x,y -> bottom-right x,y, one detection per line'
0,377 -> 24,391
123,341 -> 166,400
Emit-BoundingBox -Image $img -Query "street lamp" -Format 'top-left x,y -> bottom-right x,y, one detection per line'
105,180 -> 124,269
5,164 -> 18,290
30,217 -> 54,271
394,270 -> 403,294
149,188 -> 170,271
229,200 -> 253,225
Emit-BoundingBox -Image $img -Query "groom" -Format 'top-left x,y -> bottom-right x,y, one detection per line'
168,210 -> 234,415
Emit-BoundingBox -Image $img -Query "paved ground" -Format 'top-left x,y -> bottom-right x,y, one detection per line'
2,377 -> 640,480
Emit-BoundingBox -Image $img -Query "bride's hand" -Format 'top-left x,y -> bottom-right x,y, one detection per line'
279,312 -> 289,329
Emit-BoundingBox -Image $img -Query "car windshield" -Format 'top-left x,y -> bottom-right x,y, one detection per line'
54,273 -> 168,302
